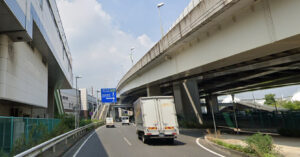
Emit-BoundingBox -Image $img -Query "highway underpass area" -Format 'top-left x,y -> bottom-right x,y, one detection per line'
63,123 -> 227,157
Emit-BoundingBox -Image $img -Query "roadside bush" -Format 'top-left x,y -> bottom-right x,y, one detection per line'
79,119 -> 93,127
245,133 -> 275,157
212,138 -> 253,154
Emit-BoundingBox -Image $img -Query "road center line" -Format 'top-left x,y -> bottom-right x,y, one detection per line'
123,137 -> 132,146
196,138 -> 225,157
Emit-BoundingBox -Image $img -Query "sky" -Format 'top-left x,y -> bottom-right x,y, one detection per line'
56,0 -> 300,99
57,0 -> 190,91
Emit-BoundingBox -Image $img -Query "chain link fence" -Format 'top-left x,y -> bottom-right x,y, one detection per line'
212,111 -> 300,133
0,116 -> 60,152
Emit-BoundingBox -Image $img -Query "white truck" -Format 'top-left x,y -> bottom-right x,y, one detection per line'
134,96 -> 179,144
121,116 -> 130,125
105,117 -> 114,128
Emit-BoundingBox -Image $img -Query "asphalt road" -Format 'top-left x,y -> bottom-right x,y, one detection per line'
63,123 -> 230,157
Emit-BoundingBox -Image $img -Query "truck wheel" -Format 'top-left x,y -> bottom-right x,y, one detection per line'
142,135 -> 148,144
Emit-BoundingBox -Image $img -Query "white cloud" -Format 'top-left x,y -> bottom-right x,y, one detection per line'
57,0 -> 154,90
138,34 -> 155,48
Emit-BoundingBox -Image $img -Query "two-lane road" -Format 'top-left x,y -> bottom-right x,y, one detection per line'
64,123 -> 232,157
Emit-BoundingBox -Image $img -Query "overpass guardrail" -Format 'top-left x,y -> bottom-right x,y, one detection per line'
15,121 -> 104,157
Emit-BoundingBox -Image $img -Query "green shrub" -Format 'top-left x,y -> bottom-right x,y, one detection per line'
245,133 -> 275,157
79,119 -> 93,127
211,138 -> 254,154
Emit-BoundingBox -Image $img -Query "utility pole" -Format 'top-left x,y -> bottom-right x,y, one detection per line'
231,94 -> 239,134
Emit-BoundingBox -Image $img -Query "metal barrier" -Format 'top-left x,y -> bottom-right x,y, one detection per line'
0,116 -> 60,152
15,122 -> 103,157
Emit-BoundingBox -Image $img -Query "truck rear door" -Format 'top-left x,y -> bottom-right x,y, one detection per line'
157,98 -> 178,135
142,99 -> 159,134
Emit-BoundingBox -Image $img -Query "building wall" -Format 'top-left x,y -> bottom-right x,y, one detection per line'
0,35 -> 48,108
5,0 -> 73,84
80,88 -> 88,111
60,89 -> 79,113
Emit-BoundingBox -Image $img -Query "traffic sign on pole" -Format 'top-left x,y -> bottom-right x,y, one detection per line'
101,88 -> 117,103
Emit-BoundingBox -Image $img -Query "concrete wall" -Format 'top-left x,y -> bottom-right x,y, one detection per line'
0,35 -> 48,108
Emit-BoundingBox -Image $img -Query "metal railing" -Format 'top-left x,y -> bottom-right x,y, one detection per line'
15,122 -> 103,157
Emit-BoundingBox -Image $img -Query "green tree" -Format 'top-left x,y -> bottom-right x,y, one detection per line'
281,101 -> 300,110
264,94 -> 276,106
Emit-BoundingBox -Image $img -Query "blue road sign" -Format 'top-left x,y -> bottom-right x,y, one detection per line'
101,88 -> 117,103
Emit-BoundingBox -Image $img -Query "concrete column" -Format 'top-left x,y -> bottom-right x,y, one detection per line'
172,83 -> 184,119
182,79 -> 203,125
0,35 -> 9,100
205,95 -> 219,114
146,85 -> 161,96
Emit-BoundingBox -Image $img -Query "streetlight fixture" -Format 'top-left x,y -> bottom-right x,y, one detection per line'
157,2 -> 165,38
130,47 -> 135,65
75,75 -> 82,129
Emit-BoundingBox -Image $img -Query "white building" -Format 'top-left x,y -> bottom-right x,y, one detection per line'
80,88 -> 97,118
0,0 -> 73,117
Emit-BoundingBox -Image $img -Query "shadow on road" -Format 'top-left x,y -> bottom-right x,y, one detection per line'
146,139 -> 186,146
179,129 -> 206,138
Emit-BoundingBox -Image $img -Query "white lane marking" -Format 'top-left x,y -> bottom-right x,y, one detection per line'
123,137 -> 132,146
73,126 -> 104,157
196,138 -> 225,157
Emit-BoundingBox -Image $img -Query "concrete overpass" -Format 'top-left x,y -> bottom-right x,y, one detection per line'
117,0 -> 300,123
0,0 -> 73,117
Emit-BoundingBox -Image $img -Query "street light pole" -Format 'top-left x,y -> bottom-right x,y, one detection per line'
130,47 -> 135,65
157,2 -> 165,38
75,76 -> 82,129
97,90 -> 100,106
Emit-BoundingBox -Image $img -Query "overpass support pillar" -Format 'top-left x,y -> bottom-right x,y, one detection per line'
172,82 -> 184,119
173,79 -> 203,125
182,79 -> 203,125
147,85 -> 161,96
205,95 -> 219,114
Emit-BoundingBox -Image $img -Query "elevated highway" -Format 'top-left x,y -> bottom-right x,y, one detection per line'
117,0 -> 300,123
117,0 -> 300,100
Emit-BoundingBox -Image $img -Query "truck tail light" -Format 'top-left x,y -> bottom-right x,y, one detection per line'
165,126 -> 175,130
146,133 -> 152,135
172,133 -> 177,135
148,127 -> 157,130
